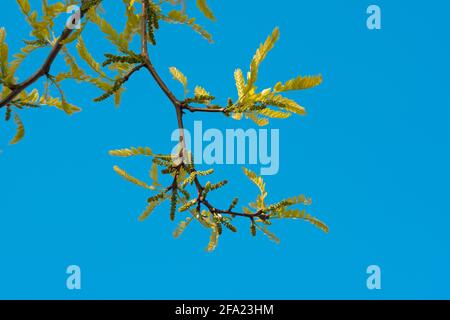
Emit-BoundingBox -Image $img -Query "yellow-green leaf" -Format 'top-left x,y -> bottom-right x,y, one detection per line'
122,2 -> 140,44
245,27 -> 280,95
169,66 -> 188,95
109,147 -> 153,157
173,217 -> 193,238
274,75 -> 323,92
16,0 -> 31,15
113,165 -> 155,190
234,69 -> 245,99
0,28 -> 9,79
179,199 -> 197,212
205,226 -> 219,252
256,224 -> 280,244
196,0 -> 216,21
76,36 -> 107,78
242,167 -> 266,195
150,162 -> 161,187
258,108 -> 291,119
264,95 -> 306,115
165,10 -> 213,43
246,112 -> 269,127
139,200 -> 162,221
285,194 -> 312,206
194,85 -> 210,97
88,9 -> 127,50
9,113 -> 25,145
276,209 -> 329,233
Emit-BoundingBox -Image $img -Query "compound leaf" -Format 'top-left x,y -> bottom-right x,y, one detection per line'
9,113 -> 25,145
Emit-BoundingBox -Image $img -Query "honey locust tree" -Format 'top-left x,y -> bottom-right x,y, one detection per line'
0,0 -> 328,251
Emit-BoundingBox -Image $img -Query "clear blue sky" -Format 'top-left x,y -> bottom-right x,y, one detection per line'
1,0 -> 449,299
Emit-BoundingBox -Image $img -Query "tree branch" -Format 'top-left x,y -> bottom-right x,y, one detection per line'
122,64 -> 146,83
144,60 -> 180,107
138,5 -> 261,222
141,0 -> 179,107
0,0 -> 271,230
0,1 -> 102,109
0,28 -> 74,109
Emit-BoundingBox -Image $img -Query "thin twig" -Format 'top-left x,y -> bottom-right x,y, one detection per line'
137,2 -> 261,222
122,64 -> 146,82
183,105 -> 225,113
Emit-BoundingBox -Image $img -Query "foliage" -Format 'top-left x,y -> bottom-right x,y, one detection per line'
0,0 -> 328,251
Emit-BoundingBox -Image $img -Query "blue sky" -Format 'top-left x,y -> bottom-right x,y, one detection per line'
1,0 -> 449,299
